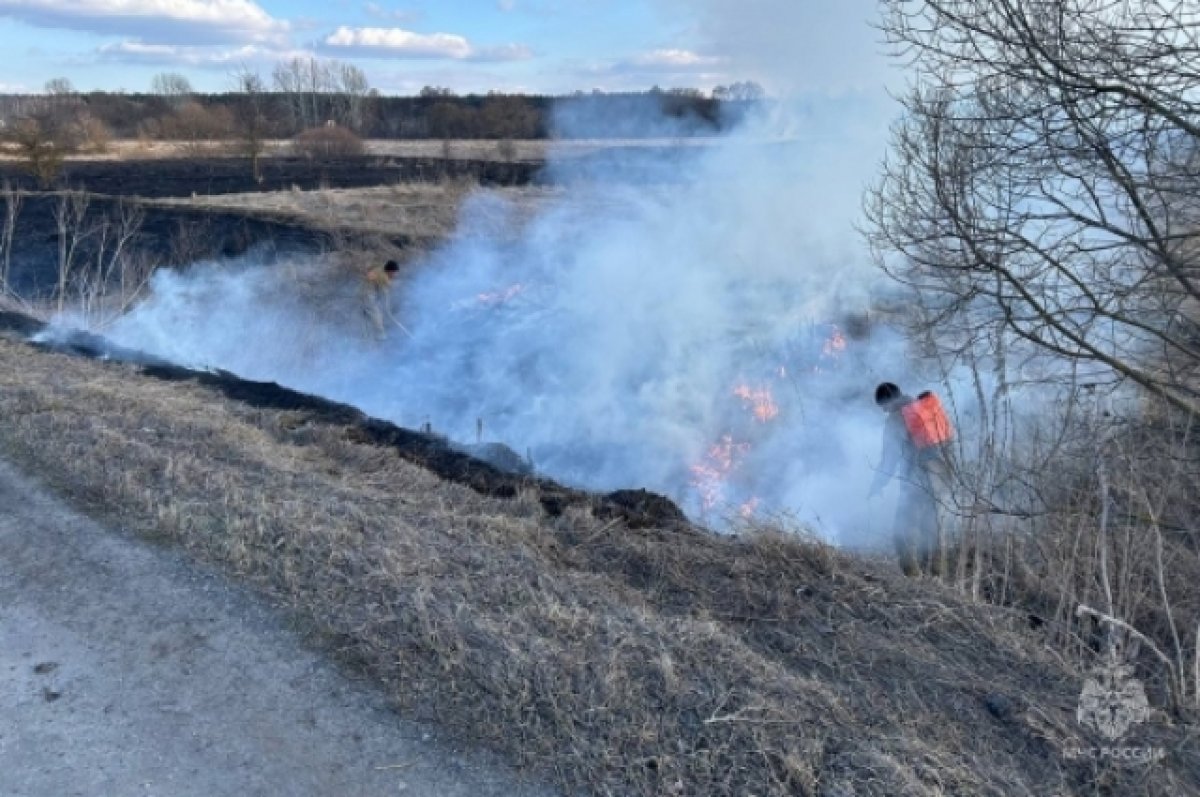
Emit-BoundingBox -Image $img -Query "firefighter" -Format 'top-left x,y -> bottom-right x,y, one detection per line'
867,382 -> 953,576
363,259 -> 401,338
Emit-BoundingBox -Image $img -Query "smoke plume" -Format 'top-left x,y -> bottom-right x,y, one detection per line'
79,3 -> 947,544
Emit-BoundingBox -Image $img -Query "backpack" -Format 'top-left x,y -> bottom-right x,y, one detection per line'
900,391 -> 954,449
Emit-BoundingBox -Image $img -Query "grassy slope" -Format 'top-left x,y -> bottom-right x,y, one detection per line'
0,333 -> 1193,796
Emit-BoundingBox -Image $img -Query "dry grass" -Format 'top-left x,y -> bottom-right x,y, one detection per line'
0,332 -> 1195,796
0,138 -> 720,164
145,181 -> 560,242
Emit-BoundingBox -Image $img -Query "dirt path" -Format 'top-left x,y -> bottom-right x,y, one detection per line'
0,459 -> 554,797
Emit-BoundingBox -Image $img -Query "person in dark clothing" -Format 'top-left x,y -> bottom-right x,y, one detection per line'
868,382 -> 949,576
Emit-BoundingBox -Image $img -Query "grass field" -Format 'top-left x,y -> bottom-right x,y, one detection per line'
0,326 -> 1194,796
146,181 -> 560,241
0,138 -> 721,164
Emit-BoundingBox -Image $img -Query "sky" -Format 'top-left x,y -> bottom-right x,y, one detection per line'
0,0 -> 896,97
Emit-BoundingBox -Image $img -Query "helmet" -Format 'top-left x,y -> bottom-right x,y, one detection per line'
875,382 -> 901,408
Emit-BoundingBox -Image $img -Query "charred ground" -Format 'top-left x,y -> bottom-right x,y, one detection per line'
0,155 -> 539,198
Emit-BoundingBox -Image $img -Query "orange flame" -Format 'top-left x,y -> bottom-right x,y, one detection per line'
689,435 -> 750,513
476,283 -> 526,306
822,327 -> 847,358
732,384 -> 779,423
739,497 -> 761,518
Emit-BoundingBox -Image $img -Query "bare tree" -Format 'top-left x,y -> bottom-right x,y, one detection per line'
0,182 -> 21,294
77,202 -> 151,327
232,67 -> 269,182
159,101 -> 234,154
272,57 -> 370,132
55,191 -> 92,313
868,0 -> 1200,705
867,0 -> 1200,419
43,77 -> 74,97
5,118 -> 65,187
272,56 -> 321,132
332,61 -> 370,131
151,72 -> 194,107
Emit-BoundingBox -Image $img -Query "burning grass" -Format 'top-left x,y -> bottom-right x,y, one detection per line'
0,329 -> 1195,795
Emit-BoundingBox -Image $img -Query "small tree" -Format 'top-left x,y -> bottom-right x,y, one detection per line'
43,77 -> 75,97
159,101 -> 234,154
231,67 -> 269,182
0,182 -> 21,293
6,119 -> 64,188
76,113 -> 112,154
151,72 -> 193,103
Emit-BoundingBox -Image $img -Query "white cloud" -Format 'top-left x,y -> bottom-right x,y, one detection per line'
325,26 -> 471,59
321,25 -> 532,62
97,39 -> 309,67
0,0 -> 289,43
574,48 -> 731,89
626,49 -> 725,70
363,2 -> 420,24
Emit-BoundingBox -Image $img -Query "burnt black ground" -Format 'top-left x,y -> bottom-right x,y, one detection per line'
0,156 -> 541,197
2,311 -> 689,530
4,195 -> 329,298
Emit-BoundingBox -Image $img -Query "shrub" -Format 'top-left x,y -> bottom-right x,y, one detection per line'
76,114 -> 112,154
4,119 -> 64,187
151,102 -> 234,156
292,124 -> 365,160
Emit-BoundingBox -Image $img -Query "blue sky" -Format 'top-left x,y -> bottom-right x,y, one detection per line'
0,0 -> 895,97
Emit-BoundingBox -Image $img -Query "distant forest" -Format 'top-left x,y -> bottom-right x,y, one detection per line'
0,86 -> 761,144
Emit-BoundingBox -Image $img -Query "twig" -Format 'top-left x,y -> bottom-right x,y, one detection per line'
582,518 -> 622,543
373,760 -> 418,771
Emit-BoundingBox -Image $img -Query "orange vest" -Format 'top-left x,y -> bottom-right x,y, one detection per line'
900,391 -> 953,449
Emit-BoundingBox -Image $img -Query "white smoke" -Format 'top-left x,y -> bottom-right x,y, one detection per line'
92,95 -> 933,543
87,3 -> 963,544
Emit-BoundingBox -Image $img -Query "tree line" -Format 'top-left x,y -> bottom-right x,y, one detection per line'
0,64 -> 759,151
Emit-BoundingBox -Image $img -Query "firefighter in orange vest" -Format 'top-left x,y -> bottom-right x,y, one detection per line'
868,382 -> 953,576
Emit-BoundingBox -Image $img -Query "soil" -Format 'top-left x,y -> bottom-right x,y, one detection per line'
0,458 -> 554,797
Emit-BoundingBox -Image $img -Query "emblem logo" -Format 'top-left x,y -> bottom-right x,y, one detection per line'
1076,656 -> 1150,741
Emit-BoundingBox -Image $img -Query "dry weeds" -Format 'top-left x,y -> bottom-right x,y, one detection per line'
145,181 -> 560,243
0,333 -> 1194,796
0,138 -> 718,164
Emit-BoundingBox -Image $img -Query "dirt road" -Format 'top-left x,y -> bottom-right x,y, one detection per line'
0,459 -> 553,797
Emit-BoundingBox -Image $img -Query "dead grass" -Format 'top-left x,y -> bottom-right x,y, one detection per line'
145,181 -> 560,242
0,333 -> 1194,796
0,138 -> 719,164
